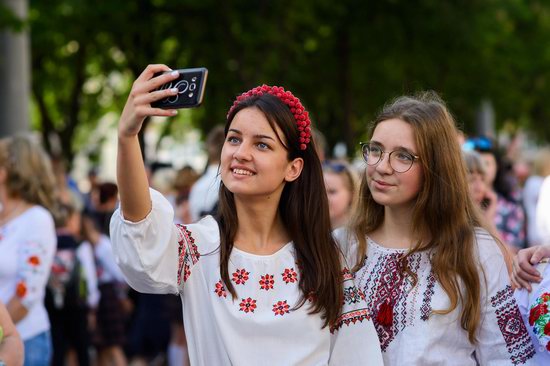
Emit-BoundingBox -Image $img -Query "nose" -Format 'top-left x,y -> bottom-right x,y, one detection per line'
375,152 -> 393,174
233,142 -> 253,161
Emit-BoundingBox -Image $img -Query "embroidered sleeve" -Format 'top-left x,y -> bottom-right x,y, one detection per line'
526,291 -> 550,353
328,267 -> 384,366
475,236 -> 536,365
16,239 -> 52,309
110,188 -> 182,295
175,224 -> 200,287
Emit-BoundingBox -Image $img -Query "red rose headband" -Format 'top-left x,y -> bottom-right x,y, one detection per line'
228,85 -> 312,150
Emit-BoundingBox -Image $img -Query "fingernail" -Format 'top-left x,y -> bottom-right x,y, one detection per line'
171,71 -> 179,77
171,110 -> 178,115
171,88 -> 178,93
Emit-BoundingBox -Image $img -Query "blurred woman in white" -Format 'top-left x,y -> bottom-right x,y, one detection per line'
0,135 -> 58,366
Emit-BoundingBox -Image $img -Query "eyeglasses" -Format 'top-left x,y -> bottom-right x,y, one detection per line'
360,142 -> 419,173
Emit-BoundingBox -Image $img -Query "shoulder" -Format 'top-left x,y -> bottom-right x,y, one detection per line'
473,228 -> 504,263
176,215 -> 220,253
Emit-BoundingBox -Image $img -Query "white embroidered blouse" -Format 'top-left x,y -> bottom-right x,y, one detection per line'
335,228 -> 538,366
110,189 -> 383,366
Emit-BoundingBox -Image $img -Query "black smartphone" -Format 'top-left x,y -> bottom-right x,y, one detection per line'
151,67 -> 208,109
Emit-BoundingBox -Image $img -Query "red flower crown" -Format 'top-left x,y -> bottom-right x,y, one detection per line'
228,85 -> 312,150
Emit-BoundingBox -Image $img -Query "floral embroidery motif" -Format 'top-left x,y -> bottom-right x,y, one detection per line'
16,280 -> 27,298
232,269 -> 250,285
528,291 -> 550,354
330,309 -> 371,333
272,300 -> 290,316
343,286 -> 364,305
214,280 -> 227,298
259,274 -> 274,290
342,267 -> 354,281
282,268 -> 298,284
176,224 -> 200,285
239,297 -> 257,313
28,255 -> 40,266
491,285 -> 535,365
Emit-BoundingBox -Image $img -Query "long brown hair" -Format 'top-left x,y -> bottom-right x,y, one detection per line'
350,91 -> 509,343
217,93 -> 343,327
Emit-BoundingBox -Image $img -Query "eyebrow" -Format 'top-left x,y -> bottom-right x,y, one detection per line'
227,128 -> 275,141
370,140 -> 417,153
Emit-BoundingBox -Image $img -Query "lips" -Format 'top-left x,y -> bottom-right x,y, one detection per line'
373,179 -> 392,186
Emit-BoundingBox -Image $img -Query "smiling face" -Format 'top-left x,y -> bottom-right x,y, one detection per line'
367,118 -> 423,209
220,107 -> 303,199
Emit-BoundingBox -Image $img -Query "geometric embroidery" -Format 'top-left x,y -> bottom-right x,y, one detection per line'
420,270 -> 436,321
176,224 -> 200,285
490,285 -> 535,365
330,309 -> 371,333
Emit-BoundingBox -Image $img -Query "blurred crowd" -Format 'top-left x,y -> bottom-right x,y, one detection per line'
1,121 -> 550,365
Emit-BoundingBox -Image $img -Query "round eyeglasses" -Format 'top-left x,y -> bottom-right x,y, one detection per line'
360,142 -> 419,173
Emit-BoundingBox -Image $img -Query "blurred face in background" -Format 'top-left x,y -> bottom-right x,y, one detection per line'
323,169 -> 353,229
467,170 -> 487,205
479,152 -> 497,186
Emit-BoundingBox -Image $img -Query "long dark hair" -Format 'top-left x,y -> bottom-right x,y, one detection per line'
217,93 -> 342,327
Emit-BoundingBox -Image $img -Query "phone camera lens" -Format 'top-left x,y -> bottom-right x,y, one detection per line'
189,83 -> 197,91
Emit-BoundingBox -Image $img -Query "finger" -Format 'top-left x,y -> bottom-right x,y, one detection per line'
518,258 -> 541,278
134,87 -> 179,106
135,64 -> 172,84
143,107 -> 179,117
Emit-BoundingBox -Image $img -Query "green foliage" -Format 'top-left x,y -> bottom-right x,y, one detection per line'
26,0 -> 550,163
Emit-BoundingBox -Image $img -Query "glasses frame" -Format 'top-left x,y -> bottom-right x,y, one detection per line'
359,142 -> 420,173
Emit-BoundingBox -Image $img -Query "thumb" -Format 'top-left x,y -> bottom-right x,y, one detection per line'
530,250 -> 544,265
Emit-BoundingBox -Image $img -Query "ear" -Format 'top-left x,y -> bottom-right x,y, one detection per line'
284,157 -> 304,183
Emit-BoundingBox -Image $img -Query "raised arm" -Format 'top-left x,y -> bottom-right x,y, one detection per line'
117,64 -> 180,221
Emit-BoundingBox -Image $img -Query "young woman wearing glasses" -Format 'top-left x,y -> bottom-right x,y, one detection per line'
336,92 -> 537,365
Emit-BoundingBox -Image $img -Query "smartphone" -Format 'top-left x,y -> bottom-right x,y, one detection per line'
151,67 -> 208,109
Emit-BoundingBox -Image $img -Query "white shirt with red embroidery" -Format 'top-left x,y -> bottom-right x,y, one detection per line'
0,206 -> 56,341
334,228 -> 537,366
110,189 -> 383,366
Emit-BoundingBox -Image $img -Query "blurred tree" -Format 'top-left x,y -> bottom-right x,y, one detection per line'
18,0 -> 550,163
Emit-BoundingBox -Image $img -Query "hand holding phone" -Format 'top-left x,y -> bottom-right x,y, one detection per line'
151,67 -> 208,109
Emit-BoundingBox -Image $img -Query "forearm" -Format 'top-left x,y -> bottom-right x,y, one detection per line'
117,135 -> 152,222
6,298 -> 27,325
0,335 -> 24,366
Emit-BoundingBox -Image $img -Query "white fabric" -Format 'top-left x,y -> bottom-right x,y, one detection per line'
335,228 -> 538,366
515,261 -> 550,365
76,241 -> 100,308
188,164 -> 220,222
523,175 -> 545,246
92,234 -> 126,284
536,176 -> 550,245
110,188 -> 383,366
0,206 -> 56,340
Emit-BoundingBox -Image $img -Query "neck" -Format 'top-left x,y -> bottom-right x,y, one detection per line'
0,196 -> 29,226
233,194 -> 289,255
372,204 -> 418,249
331,213 -> 349,230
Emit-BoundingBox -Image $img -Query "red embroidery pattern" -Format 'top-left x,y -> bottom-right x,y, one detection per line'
214,280 -> 227,298
343,286 -> 364,305
490,285 -> 535,365
282,268 -> 298,284
272,300 -> 290,316
342,267 -> 354,281
330,309 -> 371,333
232,269 -> 250,285
259,274 -> 275,290
28,255 -> 41,266
239,297 -> 257,313
16,281 -> 27,298
176,224 -> 200,285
